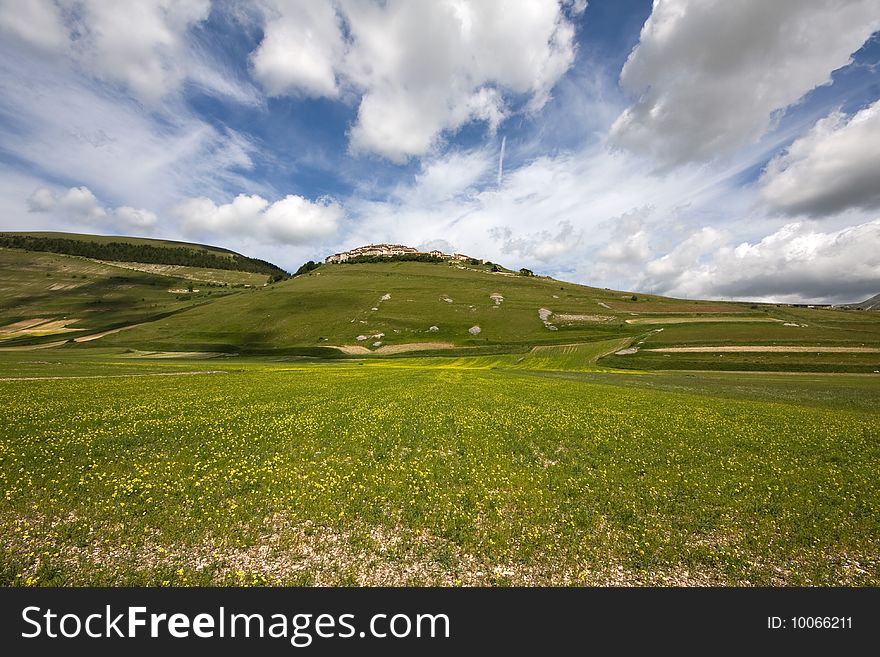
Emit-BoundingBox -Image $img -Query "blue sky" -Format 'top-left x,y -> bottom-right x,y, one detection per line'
1,0 -> 879,303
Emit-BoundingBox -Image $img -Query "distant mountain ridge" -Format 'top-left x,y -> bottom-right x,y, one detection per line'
841,293 -> 880,311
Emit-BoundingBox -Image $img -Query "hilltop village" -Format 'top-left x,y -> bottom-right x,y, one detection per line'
325,244 -> 477,264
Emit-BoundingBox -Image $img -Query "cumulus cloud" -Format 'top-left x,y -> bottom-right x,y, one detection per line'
26,185 -> 158,228
638,220 -> 880,303
0,0 -> 249,103
26,187 -> 57,213
759,100 -> 880,217
250,1 -> 344,98
339,138 -> 757,282
74,0 -> 211,102
403,150 -> 494,204
251,0 -> 577,162
418,238 -> 457,254
492,220 -> 582,262
610,0 -> 880,168
640,226 -> 730,296
173,193 -> 343,245
589,206 -> 655,283
0,0 -> 68,51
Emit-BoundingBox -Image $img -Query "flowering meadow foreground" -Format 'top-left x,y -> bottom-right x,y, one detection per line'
1,350 -> 878,587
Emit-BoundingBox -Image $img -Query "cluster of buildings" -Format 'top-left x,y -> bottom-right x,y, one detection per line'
324,244 -> 476,264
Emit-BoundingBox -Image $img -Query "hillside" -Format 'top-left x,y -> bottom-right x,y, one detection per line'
0,232 -> 288,278
842,293 -> 880,311
0,238 -> 274,347
2,234 -> 879,371
92,260 -> 880,370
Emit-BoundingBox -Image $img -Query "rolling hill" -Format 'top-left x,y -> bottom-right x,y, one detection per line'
2,232 -> 879,371
0,233 -> 286,347
0,231 -> 288,278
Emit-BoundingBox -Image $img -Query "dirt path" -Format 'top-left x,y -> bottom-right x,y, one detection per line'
647,346 -> 880,353
72,323 -> 147,342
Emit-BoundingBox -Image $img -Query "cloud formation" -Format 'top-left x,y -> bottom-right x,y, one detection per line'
0,0 -> 213,102
638,220 -> 880,303
610,0 -> 880,168
0,33 -> 259,212
491,220 -> 582,262
27,186 -> 158,228
173,193 -> 343,245
251,0 -> 578,162
760,99 -> 880,217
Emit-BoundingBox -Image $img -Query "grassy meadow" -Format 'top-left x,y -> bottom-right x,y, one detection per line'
1,239 -> 879,587
1,348 -> 878,587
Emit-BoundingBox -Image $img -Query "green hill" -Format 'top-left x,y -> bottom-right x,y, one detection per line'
2,232 -> 879,371
0,232 -> 289,347
0,231 -> 288,278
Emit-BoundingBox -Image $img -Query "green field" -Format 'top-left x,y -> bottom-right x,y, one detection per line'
1,234 -> 879,587
0,348 -> 878,587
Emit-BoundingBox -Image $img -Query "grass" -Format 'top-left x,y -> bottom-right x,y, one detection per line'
3,241 -> 879,372
600,350 -> 880,373
1,351 -> 878,586
1,234 -> 879,587
96,261 -> 643,352
0,247 -> 253,345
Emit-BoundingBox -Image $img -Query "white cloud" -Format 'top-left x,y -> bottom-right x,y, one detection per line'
593,206 -> 654,271
113,206 -> 160,229
0,0 -> 256,104
58,186 -> 108,221
26,187 -> 57,213
637,220 -> 880,303
403,150 -> 494,204
251,0 -> 578,162
760,100 -> 880,217
339,139 -> 754,281
72,0 -> 211,102
26,185 -> 158,229
418,238 -> 456,254
610,0 -> 880,168
491,220 -> 582,262
250,0 -> 343,98
173,193 -> 343,245
0,35 -> 260,212
640,226 -> 730,296
0,0 -> 68,51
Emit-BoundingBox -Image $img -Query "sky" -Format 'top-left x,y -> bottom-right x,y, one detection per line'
1,0 -> 879,304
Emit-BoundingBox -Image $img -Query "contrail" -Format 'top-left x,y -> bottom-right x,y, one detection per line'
497,135 -> 506,186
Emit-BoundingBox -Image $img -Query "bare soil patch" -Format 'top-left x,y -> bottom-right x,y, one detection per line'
375,342 -> 454,354
554,314 -> 614,322
0,318 -> 83,338
331,345 -> 372,355
330,342 -> 455,355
